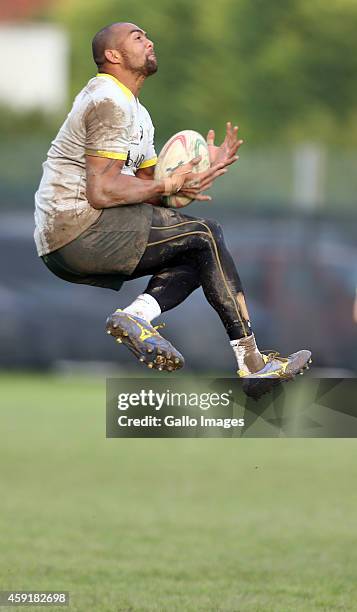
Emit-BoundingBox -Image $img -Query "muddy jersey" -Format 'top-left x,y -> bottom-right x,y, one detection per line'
34,73 -> 157,256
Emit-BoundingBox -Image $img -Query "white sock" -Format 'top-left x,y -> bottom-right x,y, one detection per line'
230,333 -> 264,374
123,293 -> 161,323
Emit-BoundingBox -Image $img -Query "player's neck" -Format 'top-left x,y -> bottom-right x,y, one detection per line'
100,68 -> 145,98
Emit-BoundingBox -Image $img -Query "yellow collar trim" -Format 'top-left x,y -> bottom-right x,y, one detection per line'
96,73 -> 134,100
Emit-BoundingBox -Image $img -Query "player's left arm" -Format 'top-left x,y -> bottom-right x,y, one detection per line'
137,165 -> 169,205
176,122 -> 242,202
136,166 -> 155,180
206,122 -> 244,167
136,121 -> 241,203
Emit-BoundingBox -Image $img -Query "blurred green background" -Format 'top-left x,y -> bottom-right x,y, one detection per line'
3,0 -> 357,209
56,0 -> 357,146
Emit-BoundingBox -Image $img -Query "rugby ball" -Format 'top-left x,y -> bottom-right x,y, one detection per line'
154,130 -> 210,208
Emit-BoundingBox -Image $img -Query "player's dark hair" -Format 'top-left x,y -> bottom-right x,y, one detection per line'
92,23 -> 123,69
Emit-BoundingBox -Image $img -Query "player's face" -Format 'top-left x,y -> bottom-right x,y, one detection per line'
120,26 -> 158,76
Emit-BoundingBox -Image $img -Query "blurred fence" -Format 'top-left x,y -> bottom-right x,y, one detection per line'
1,136 -> 357,212
1,129 -> 356,373
0,207 -> 356,374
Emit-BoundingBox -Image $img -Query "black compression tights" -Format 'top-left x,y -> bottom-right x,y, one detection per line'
129,207 -> 252,340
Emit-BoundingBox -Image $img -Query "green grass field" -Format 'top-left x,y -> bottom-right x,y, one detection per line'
1,374 -> 356,611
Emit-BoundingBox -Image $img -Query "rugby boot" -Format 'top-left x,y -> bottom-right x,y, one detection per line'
239,349 -> 312,400
106,309 -> 184,372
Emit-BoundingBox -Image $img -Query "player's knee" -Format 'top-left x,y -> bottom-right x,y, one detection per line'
199,218 -> 224,243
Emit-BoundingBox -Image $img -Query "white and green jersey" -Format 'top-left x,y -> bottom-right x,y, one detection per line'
34,73 -> 157,256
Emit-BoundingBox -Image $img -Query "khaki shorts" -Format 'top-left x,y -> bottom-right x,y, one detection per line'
41,203 -> 153,291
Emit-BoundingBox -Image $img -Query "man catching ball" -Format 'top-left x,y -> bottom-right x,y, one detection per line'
34,22 -> 311,398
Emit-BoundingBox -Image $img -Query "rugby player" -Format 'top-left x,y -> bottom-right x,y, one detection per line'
34,22 -> 311,397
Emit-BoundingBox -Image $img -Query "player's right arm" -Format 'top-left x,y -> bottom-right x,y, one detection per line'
86,156 -> 167,208
84,94 -> 165,208
86,155 -> 229,208
84,95 -> 229,209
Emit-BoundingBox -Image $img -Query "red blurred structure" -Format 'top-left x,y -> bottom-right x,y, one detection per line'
0,0 -> 51,21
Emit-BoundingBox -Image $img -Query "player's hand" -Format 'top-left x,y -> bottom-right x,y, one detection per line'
175,156 -> 228,202
206,122 -> 243,167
